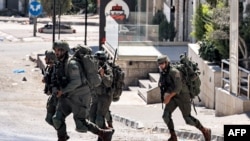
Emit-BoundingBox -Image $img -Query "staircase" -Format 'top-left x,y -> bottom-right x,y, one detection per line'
128,73 -> 162,104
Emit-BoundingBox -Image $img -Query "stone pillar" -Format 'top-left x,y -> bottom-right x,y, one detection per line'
229,0 -> 239,95
177,0 -> 183,41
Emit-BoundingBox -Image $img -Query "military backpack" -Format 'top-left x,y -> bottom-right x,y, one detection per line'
109,62 -> 125,102
69,44 -> 101,89
108,49 -> 125,102
173,53 -> 201,100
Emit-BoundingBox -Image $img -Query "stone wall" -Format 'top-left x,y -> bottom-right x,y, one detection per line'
189,43 -> 250,116
188,44 -> 221,109
215,88 -> 250,116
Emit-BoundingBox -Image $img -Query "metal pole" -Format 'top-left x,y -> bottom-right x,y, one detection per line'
84,0 -> 88,45
58,2 -> 61,40
33,17 -> 37,37
52,0 -> 56,43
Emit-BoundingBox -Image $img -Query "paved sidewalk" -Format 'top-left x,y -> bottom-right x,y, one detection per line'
109,90 -> 250,141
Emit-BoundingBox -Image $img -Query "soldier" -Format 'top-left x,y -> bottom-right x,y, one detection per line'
41,50 -> 68,140
157,55 -> 211,141
89,51 -> 114,141
51,40 -> 114,141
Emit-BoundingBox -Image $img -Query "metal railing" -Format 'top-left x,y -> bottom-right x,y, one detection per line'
221,59 -> 250,99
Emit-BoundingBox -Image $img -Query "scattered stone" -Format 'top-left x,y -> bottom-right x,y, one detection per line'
22,77 -> 27,81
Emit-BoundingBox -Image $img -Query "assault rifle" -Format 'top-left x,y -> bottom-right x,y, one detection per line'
51,64 -> 59,96
42,65 -> 58,105
42,67 -> 50,94
159,84 -> 166,109
113,48 -> 117,65
51,61 -> 69,97
98,48 -> 117,73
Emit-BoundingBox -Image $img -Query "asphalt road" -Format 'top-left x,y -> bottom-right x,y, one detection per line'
0,20 -> 99,43
0,41 -> 170,141
0,20 -> 201,141
0,19 -> 177,141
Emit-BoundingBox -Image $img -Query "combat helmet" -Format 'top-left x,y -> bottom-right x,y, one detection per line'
157,55 -> 170,64
53,40 -> 70,52
94,50 -> 107,61
45,50 -> 56,63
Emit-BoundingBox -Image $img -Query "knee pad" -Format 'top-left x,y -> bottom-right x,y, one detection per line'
183,116 -> 197,126
76,106 -> 89,119
95,115 -> 105,128
52,112 -> 63,130
75,119 -> 88,133
45,113 -> 54,126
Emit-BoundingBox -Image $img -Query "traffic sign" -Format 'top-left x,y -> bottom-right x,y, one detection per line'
29,1 -> 42,17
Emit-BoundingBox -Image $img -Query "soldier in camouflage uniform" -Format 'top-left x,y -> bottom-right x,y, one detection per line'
89,51 -> 114,141
52,40 -> 114,141
157,55 -> 211,141
41,50 -> 68,140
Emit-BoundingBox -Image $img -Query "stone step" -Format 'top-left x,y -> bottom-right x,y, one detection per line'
149,73 -> 160,82
128,86 -> 140,91
146,86 -> 161,104
138,87 -> 161,104
149,82 -> 158,89
138,79 -> 152,89
137,88 -> 148,102
129,73 -> 161,104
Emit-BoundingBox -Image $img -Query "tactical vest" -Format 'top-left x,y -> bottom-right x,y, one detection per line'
159,67 -> 175,93
54,60 -> 68,88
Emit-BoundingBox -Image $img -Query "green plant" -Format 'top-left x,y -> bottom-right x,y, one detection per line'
152,10 -> 166,25
192,1 -> 230,62
152,10 -> 176,41
198,40 -> 221,63
191,3 -> 207,41
40,0 -> 72,17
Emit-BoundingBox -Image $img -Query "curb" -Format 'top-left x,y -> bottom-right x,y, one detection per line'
112,114 -> 144,129
112,113 -> 224,141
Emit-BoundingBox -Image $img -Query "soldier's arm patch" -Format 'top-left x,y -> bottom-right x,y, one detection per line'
69,60 -> 80,76
71,65 -> 79,75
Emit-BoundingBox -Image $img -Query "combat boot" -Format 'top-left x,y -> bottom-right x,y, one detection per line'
200,127 -> 211,141
97,137 -> 103,141
98,128 -> 114,141
58,134 -> 69,141
107,121 -> 113,128
168,131 -> 177,141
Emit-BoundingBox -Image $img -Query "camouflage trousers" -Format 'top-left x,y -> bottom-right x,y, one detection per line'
89,93 -> 112,128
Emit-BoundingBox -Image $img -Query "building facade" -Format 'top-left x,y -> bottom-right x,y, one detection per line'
0,0 -> 29,16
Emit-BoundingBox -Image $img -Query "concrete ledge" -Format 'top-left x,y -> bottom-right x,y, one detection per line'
147,87 -> 161,104
37,54 -> 45,70
215,87 -> 250,116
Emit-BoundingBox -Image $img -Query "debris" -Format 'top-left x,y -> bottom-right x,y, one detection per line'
22,77 -> 27,81
13,69 -> 25,73
29,56 -> 36,62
